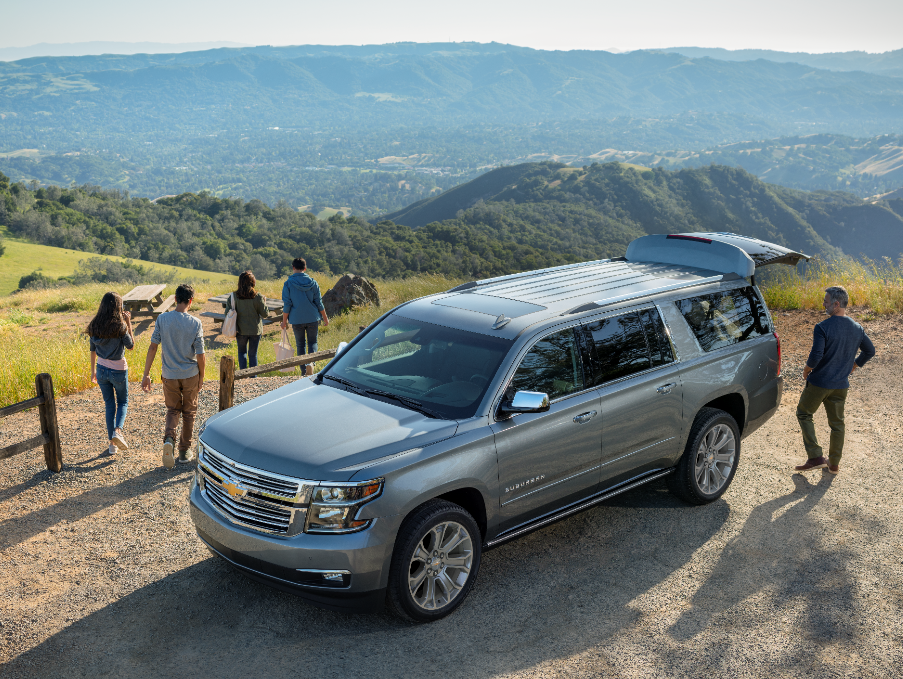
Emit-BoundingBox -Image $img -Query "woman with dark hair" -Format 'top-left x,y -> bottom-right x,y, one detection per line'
88,292 -> 135,455
225,270 -> 268,371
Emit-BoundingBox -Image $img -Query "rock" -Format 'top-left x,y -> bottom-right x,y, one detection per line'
322,274 -> 380,317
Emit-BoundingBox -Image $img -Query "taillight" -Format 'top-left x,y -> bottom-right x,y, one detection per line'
773,331 -> 782,376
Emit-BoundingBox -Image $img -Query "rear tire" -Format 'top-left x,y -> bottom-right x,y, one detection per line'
386,499 -> 482,623
668,407 -> 740,505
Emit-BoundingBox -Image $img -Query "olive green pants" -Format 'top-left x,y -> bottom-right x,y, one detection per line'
796,383 -> 848,465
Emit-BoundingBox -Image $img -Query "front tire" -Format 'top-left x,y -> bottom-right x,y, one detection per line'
668,407 -> 740,505
386,499 -> 481,622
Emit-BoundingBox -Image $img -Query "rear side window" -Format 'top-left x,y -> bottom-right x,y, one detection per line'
582,312 -> 650,384
676,287 -> 772,353
639,308 -> 674,368
511,328 -> 585,400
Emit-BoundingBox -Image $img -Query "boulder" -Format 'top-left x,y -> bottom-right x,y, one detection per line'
322,274 -> 380,317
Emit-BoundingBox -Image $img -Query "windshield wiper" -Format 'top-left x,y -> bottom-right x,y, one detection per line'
364,389 -> 442,419
323,374 -> 364,394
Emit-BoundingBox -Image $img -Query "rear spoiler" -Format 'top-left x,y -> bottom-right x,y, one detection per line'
626,233 -> 810,280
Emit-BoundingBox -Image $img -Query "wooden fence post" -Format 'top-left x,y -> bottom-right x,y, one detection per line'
35,373 -> 62,472
219,355 -> 235,412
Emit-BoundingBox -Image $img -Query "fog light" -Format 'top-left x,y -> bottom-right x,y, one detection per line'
322,572 -> 344,583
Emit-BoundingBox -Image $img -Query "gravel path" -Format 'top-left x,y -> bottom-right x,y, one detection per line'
1,312 -> 902,678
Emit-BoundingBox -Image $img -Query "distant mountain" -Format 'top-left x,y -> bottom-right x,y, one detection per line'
499,133 -> 903,198
384,162 -> 903,262
664,47 -> 903,77
1,44 -> 902,132
0,41 -> 249,63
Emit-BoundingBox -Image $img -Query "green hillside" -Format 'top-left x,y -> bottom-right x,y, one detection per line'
385,162 -> 903,263
0,228 -> 233,295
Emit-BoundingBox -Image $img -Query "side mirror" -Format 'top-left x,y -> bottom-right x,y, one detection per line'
498,390 -> 550,416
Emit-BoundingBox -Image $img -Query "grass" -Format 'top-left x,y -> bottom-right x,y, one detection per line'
759,257 -> 903,314
0,228 -> 234,295
0,273 -> 464,407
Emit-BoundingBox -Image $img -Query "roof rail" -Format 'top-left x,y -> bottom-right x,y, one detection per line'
446,258 -> 616,293
562,274 -> 725,315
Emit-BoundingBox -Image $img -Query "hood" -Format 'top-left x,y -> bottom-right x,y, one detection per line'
286,272 -> 317,290
199,379 -> 459,481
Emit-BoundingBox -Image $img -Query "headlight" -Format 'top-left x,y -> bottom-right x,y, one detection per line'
306,479 -> 383,534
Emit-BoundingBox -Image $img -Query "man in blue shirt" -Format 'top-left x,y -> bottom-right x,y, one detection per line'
795,286 -> 875,474
281,257 -> 329,356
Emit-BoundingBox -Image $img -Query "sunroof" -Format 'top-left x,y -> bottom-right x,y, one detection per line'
431,293 -> 546,318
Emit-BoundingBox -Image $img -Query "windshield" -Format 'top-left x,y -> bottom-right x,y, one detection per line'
323,315 -> 513,419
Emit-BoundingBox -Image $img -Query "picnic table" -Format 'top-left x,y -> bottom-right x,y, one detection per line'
203,294 -> 284,328
122,284 -> 175,319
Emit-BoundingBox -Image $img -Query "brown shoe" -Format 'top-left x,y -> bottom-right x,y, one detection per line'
828,464 -> 840,475
795,456 -> 828,471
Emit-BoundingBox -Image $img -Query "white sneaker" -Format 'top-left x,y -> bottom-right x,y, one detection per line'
108,442 -> 117,456
111,431 -> 129,450
162,438 -> 175,469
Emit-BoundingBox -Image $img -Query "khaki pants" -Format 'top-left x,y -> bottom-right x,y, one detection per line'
163,373 -> 201,452
796,383 -> 848,465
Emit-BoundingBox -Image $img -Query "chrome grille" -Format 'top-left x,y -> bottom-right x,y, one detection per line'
198,443 -> 313,536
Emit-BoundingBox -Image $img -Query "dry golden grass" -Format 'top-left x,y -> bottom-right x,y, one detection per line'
0,273 -> 463,407
759,257 -> 903,314
5,257 -> 901,408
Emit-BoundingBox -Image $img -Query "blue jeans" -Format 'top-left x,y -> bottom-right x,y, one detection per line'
236,334 -> 261,370
292,323 -> 318,355
96,365 -> 129,439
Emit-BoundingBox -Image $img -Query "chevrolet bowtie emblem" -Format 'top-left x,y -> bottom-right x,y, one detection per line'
222,479 -> 247,498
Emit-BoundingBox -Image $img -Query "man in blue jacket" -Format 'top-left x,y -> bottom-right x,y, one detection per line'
281,257 -> 329,355
795,286 -> 875,475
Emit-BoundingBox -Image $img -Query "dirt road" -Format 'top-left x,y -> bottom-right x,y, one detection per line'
1,311 -> 901,678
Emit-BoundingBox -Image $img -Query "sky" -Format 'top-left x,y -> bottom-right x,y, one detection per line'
0,0 -> 900,55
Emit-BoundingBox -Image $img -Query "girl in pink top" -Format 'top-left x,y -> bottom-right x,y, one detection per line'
88,292 -> 135,455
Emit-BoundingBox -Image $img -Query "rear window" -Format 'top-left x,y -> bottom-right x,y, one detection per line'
676,287 -> 771,353
582,312 -> 650,384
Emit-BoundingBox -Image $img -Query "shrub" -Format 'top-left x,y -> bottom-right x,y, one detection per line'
18,270 -> 60,290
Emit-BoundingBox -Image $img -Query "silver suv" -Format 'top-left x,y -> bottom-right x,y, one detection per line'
189,232 -> 805,622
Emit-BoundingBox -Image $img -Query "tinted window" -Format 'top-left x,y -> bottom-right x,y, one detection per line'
584,312 -> 650,385
511,329 -> 585,400
676,287 -> 772,353
639,308 -> 674,368
325,316 -> 512,419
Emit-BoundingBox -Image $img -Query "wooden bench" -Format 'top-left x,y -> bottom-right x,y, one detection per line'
122,284 -> 167,316
151,294 -> 176,318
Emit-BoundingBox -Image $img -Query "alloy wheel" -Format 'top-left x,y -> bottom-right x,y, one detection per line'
694,423 -> 736,494
408,521 -> 473,611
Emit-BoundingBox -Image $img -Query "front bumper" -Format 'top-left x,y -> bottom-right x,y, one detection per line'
190,481 -> 397,612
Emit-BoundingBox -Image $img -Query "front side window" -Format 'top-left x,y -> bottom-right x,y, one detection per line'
510,328 -> 585,400
324,315 -> 512,419
583,312 -> 651,385
676,287 -> 771,353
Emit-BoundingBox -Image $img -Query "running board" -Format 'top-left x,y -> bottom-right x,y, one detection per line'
484,468 -> 674,549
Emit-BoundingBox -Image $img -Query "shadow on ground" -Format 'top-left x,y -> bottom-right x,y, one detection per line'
3,477 -> 867,678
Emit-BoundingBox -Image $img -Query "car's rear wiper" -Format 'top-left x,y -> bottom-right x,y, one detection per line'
364,389 -> 442,419
323,374 -> 364,394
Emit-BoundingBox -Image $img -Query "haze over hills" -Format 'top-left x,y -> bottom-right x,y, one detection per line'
665,47 -> 903,77
0,42 -> 250,62
2,44 -> 903,130
1,42 -> 903,217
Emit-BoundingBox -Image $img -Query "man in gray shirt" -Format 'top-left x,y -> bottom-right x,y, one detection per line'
142,284 -> 206,469
795,285 -> 875,475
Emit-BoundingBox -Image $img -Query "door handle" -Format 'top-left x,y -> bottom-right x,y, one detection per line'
656,383 -> 677,395
573,410 -> 597,424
